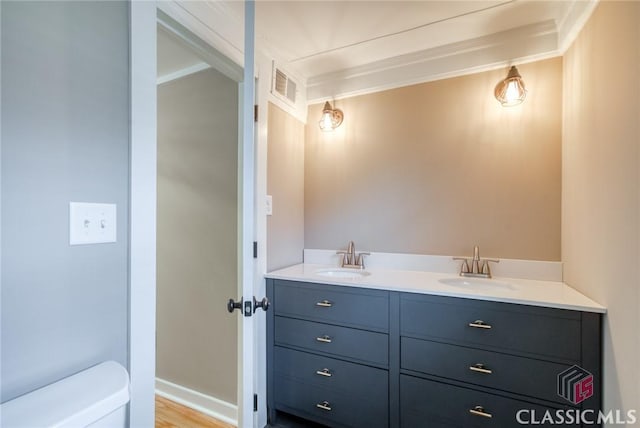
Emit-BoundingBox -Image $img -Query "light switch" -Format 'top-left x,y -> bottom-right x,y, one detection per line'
70,202 -> 117,245
266,195 -> 273,216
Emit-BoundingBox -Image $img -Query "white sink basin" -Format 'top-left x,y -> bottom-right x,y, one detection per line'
439,277 -> 516,291
314,268 -> 371,279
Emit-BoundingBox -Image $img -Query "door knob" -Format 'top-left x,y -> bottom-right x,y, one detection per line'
227,298 -> 242,313
253,296 -> 270,313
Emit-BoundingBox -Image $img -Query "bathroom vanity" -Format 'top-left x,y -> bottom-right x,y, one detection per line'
265,261 -> 605,428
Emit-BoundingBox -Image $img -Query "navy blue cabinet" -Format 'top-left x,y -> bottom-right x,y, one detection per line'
267,280 -> 391,427
266,280 -> 602,428
400,375 -> 568,428
399,293 -> 602,428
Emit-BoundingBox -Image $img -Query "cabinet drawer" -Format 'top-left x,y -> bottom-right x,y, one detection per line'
275,376 -> 388,428
275,316 -> 388,366
401,375 -> 566,428
401,337 -> 572,405
274,346 -> 388,397
273,280 -> 389,332
400,294 -> 581,361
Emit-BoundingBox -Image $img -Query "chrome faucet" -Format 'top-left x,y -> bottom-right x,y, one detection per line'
337,241 -> 370,269
453,245 -> 499,278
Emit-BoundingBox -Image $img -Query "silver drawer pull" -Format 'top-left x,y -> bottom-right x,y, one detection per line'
316,335 -> 332,343
469,363 -> 492,374
469,406 -> 492,418
468,320 -> 492,329
316,401 -> 332,411
316,368 -> 333,377
316,300 -> 333,307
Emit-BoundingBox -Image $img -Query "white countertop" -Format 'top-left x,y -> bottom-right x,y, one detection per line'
265,263 -> 606,313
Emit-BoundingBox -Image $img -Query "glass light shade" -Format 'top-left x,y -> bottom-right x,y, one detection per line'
494,66 -> 527,107
318,101 -> 343,131
319,111 -> 335,131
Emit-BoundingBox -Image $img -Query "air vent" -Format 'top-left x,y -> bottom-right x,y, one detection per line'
272,62 -> 297,105
275,69 -> 287,95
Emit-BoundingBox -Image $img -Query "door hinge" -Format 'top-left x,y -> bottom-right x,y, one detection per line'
254,105 -> 258,122
253,393 -> 258,412
253,241 -> 258,259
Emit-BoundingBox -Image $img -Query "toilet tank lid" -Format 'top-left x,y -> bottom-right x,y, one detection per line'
1,361 -> 130,428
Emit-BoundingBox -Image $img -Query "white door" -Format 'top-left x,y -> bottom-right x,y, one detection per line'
233,2 -> 264,427
129,1 -> 261,425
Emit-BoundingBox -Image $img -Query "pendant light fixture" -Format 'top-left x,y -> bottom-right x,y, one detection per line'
494,65 -> 527,107
318,101 -> 344,132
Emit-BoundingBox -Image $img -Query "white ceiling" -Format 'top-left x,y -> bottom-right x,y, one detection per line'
249,0 -> 572,77
159,0 -> 595,103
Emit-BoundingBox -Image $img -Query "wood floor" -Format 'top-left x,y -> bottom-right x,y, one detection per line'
155,395 -> 235,428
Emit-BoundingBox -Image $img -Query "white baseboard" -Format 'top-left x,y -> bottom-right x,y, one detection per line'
155,378 -> 237,426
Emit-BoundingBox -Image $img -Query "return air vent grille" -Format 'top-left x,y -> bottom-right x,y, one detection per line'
275,69 -> 287,95
272,63 -> 297,105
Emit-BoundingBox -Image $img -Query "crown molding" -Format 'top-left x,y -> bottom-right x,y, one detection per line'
157,62 -> 210,85
157,0 -> 598,107
157,1 -> 244,68
557,0 -> 599,53
306,20 -> 559,104
305,0 -> 599,104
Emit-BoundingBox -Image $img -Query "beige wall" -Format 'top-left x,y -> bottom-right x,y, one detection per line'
157,68 -> 238,404
267,102 -> 305,271
305,58 -> 562,260
562,1 -> 640,422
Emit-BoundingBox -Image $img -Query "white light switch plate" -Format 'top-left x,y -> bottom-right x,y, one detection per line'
266,195 -> 273,216
69,202 -> 117,245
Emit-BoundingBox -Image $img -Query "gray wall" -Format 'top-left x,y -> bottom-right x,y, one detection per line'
1,1 -> 129,403
157,68 -> 238,404
266,103 -> 305,271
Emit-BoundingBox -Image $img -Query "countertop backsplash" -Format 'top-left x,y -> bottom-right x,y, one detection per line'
303,249 -> 563,282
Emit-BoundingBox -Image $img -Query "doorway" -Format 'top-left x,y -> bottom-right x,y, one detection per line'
155,14 -> 241,426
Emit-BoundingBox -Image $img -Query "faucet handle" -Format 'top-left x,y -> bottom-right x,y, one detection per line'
453,257 -> 471,274
356,252 -> 370,269
481,259 -> 500,276
336,251 -> 349,267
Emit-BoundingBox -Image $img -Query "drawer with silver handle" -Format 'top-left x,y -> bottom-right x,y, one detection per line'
275,376 -> 388,428
274,346 -> 388,395
400,374 -> 569,428
275,316 -> 389,366
400,293 -> 581,361
273,280 -> 389,332
401,337 -> 572,405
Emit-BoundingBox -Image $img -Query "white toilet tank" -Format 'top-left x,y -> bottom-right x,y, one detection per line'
1,361 -> 130,428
